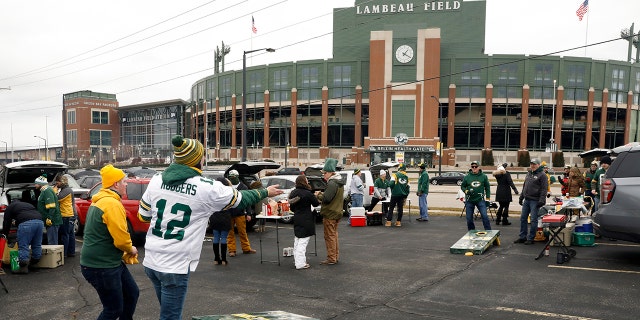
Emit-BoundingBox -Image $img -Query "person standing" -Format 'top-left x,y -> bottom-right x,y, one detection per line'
515,158 -> 548,245
139,135 -> 282,320
591,155 -> 612,213
367,170 -> 389,212
54,174 -> 77,257
461,161 -> 492,231
416,163 -> 430,222
349,169 -> 365,208
289,175 -> 321,270
385,163 -> 410,227
80,164 -> 140,320
558,165 -> 571,196
211,177 -> 232,266
583,160 -> 598,199
226,169 -> 256,257
316,158 -> 345,265
2,196 -> 43,274
493,164 -> 518,225
34,175 -> 61,245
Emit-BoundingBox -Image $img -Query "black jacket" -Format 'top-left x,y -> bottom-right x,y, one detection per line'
2,200 -> 42,236
209,209 -> 232,232
289,186 -> 320,238
494,169 -> 518,203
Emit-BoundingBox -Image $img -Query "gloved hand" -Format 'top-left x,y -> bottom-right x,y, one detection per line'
518,198 -> 523,206
122,252 -> 139,264
558,176 -> 563,182
537,201 -> 546,208
45,218 -> 52,227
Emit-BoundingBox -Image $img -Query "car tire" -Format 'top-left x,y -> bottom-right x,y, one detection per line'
431,180 -> 439,185
456,180 -> 463,186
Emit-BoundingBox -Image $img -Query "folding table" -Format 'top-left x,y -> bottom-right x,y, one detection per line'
535,214 -> 577,263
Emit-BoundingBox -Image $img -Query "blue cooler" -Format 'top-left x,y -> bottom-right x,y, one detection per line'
575,217 -> 593,233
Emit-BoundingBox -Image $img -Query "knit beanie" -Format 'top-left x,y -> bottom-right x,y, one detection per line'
600,155 -> 612,165
398,163 -> 407,171
100,164 -> 126,189
172,135 -> 204,167
34,175 -> 48,185
322,158 -> 338,173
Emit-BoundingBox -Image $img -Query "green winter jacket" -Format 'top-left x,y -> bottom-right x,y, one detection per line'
318,173 -> 345,220
389,170 -> 410,197
37,185 -> 62,226
417,170 -> 430,195
460,169 -> 491,204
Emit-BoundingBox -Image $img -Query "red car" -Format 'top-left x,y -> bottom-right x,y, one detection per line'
76,178 -> 151,245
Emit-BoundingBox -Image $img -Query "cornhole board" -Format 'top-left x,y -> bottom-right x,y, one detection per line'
450,230 -> 501,255
193,311 -> 318,320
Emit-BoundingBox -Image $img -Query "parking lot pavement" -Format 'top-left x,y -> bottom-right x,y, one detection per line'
2,215 -> 640,320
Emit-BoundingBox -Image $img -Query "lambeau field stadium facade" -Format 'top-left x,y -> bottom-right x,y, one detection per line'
189,0 -> 640,167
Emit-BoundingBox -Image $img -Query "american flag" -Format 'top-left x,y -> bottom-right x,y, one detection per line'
252,16 -> 257,34
576,0 -> 589,21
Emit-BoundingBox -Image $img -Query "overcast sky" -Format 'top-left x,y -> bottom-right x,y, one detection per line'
1,0 -> 638,151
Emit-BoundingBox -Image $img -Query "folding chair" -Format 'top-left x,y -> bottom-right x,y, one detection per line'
459,200 -> 495,221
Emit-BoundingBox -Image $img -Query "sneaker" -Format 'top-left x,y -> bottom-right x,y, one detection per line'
320,260 -> 337,265
513,238 -> 526,244
496,221 -> 501,225
297,264 -> 311,270
243,249 -> 257,254
524,240 -> 534,245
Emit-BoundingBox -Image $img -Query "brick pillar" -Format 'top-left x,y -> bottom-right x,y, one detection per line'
320,86 -> 330,159
262,90 -> 271,159
520,85 -> 530,150
215,97 -> 220,158
447,84 -> 456,149
599,89 -> 609,148
231,94 -> 237,159
625,91 -> 633,145
290,88 -> 298,159
585,87 -> 595,151
555,86 -> 564,149
484,84 -> 493,149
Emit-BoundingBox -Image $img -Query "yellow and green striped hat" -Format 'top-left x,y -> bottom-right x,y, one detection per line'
172,135 -> 204,167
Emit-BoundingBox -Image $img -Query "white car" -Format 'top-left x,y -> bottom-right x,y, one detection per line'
260,175 -> 323,224
0,161 -> 69,233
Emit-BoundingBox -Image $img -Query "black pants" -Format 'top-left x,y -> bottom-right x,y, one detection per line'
496,201 -> 510,222
367,197 -> 387,212
386,195 -> 405,222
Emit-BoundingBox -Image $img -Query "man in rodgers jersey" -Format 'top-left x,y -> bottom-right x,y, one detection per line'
138,135 -> 282,320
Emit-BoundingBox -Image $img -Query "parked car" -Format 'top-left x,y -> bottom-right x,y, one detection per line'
260,175 -> 324,223
0,160 -> 70,234
203,161 -> 281,231
591,143 -> 640,243
275,167 -> 302,176
75,178 -> 151,245
429,171 -> 466,186
62,173 -> 90,197
125,166 -> 158,178
76,175 -> 102,188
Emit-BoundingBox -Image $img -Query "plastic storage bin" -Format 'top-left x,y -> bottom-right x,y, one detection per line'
572,232 -> 596,246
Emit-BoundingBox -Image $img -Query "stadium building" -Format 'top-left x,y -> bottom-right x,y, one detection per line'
188,0 -> 640,167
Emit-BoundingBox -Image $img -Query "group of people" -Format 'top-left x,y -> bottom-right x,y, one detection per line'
2,173 -> 77,274
77,135 -> 283,320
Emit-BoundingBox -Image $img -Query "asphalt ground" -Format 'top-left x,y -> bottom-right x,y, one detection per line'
2,201 -> 640,320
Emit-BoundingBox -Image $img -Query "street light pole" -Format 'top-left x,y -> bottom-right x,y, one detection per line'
0,140 -> 7,164
550,79 -> 557,166
431,95 -> 442,176
242,48 -> 275,161
34,135 -> 47,160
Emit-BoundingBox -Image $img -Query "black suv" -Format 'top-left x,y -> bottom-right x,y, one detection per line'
592,143 -> 640,243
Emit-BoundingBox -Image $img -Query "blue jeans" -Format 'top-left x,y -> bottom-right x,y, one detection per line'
81,263 -> 139,320
465,200 -> 491,231
213,230 -> 229,244
519,199 -> 540,241
145,267 -> 191,320
59,217 -> 76,256
418,193 -> 429,220
17,219 -> 43,263
46,225 -> 59,245
351,193 -> 364,208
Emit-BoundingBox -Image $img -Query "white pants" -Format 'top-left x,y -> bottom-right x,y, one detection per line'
294,236 -> 311,269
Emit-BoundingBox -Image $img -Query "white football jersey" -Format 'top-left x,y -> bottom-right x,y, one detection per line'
140,174 -> 240,273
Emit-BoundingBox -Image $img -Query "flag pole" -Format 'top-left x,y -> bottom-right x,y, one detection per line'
584,5 -> 589,56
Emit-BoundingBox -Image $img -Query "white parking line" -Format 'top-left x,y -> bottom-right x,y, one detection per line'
495,307 -> 601,320
595,242 -> 640,248
547,265 -> 640,274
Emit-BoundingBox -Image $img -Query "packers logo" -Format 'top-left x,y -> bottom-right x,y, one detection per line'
471,181 -> 481,188
399,178 -> 408,185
